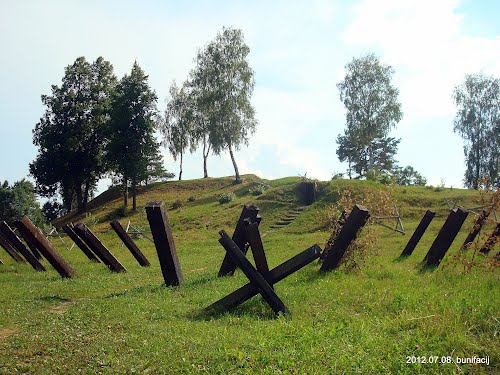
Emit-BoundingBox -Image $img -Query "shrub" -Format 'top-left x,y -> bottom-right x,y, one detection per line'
249,183 -> 267,196
218,192 -> 236,204
105,206 -> 128,221
172,199 -> 183,209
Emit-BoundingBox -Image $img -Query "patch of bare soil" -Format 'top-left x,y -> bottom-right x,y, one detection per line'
47,299 -> 76,314
0,326 -> 18,341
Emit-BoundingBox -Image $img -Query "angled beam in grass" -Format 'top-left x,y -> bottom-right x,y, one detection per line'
218,205 -> 262,277
320,210 -> 347,261
73,223 -> 126,273
145,201 -> 184,287
423,208 -> 469,267
61,224 -> 100,263
479,223 -> 499,254
14,221 -> 42,261
15,216 -> 75,278
110,220 -> 150,267
400,210 -> 435,257
0,221 -> 46,271
244,220 -> 269,275
0,230 -> 25,262
320,205 -> 370,271
462,210 -> 490,250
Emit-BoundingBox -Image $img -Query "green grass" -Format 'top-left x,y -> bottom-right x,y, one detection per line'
0,175 -> 498,374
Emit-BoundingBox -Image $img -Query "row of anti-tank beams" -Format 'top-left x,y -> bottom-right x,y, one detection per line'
0,203 -> 498,316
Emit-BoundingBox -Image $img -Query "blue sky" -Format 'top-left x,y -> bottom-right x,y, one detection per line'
0,0 -> 499,195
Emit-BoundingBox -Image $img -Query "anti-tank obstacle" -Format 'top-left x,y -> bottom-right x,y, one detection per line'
207,209 -> 321,316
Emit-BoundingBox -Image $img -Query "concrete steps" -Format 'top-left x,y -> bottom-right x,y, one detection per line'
270,206 -> 306,230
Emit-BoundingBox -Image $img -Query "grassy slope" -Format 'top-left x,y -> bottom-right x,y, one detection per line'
0,175 -> 498,374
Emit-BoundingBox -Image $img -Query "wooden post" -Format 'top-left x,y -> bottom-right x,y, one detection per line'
15,216 -> 75,278
61,224 -> 100,263
320,205 -> 370,271
207,244 -> 321,313
0,221 -> 46,271
14,221 -> 42,260
218,230 -> 288,315
73,223 -> 127,273
479,223 -> 499,254
244,221 -> 269,275
400,210 -> 435,257
462,210 -> 490,250
110,220 -> 150,267
0,231 -> 25,262
320,210 -> 347,261
423,208 -> 469,267
218,205 -> 261,277
145,201 -> 183,286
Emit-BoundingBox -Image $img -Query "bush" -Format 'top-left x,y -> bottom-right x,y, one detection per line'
105,206 -> 128,221
218,192 -> 236,204
172,199 -> 183,209
249,183 -> 267,196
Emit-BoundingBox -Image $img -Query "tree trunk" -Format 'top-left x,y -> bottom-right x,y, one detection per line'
229,146 -> 240,182
132,179 -> 137,212
179,152 -> 183,181
203,137 -> 210,178
76,186 -> 84,213
474,122 -> 480,189
82,180 -> 90,211
62,187 -> 74,212
123,176 -> 128,207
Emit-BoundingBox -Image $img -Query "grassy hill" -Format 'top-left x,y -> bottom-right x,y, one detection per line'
1,175 -> 498,374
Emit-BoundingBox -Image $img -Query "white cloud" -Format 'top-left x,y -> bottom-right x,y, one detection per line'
343,0 -> 500,119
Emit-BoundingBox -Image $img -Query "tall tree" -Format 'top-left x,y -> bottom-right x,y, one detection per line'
336,53 -> 403,178
30,57 -> 116,212
163,81 -> 193,181
190,27 -> 257,182
107,61 -> 162,211
452,73 -> 499,189
187,80 -> 213,178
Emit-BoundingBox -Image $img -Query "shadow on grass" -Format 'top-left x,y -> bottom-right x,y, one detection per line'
103,284 -> 168,299
184,274 -> 219,288
188,297 -> 282,322
33,295 -> 72,303
393,255 -> 410,263
101,275 -> 219,300
418,263 -> 438,274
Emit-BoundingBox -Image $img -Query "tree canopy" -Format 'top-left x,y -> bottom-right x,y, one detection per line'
107,61 -> 163,210
452,73 -> 499,189
336,53 -> 403,178
30,56 -> 117,212
163,81 -> 194,181
0,179 -> 45,228
190,27 -> 257,182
